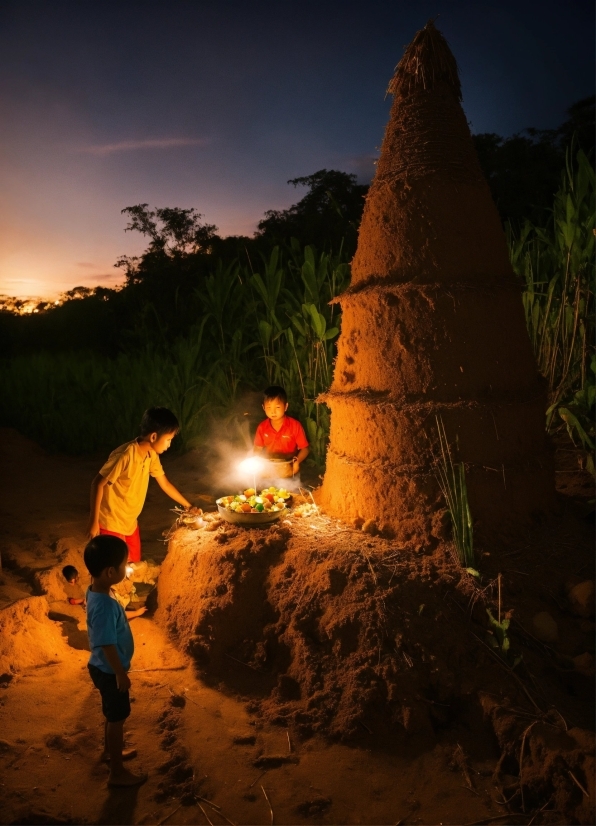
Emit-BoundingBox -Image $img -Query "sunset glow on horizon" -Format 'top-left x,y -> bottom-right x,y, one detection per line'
1,0 -> 593,302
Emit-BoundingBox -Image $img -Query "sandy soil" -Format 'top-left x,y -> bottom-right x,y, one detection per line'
0,428 -> 593,825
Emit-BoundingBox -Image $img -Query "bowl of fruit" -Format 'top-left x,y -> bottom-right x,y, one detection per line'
216,487 -> 291,525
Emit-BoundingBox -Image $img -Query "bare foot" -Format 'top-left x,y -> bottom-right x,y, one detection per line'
102,747 -> 138,763
107,767 -> 147,787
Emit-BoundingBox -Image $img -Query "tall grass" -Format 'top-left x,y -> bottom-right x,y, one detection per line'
0,334 -> 212,454
509,148 -> 595,457
0,243 -> 348,461
434,416 -> 475,568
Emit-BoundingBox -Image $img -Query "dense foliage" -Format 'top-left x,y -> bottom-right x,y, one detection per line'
509,148 -> 595,467
0,242 -> 348,460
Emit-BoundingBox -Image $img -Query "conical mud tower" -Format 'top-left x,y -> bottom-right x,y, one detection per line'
319,21 -> 554,543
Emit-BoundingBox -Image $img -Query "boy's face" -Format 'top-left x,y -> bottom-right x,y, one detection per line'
263,397 -> 288,422
149,430 -> 177,454
106,554 -> 129,585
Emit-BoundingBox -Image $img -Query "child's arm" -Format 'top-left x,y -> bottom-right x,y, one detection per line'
155,474 -> 192,509
87,473 -> 108,539
100,644 -> 131,691
293,446 -> 310,472
125,606 -> 147,619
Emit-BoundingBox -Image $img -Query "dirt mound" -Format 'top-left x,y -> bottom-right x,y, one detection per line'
2,535 -> 86,603
155,513 -> 594,821
481,694 -> 595,824
0,596 -> 71,676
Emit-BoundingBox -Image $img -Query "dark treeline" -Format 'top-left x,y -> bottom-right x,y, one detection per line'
1,96 -> 593,360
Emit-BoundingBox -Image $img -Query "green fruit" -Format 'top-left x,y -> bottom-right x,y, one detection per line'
256,504 -> 264,512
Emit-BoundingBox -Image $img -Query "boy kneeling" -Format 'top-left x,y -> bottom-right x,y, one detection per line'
84,534 -> 147,787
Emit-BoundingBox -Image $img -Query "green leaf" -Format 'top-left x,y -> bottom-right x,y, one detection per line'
258,320 -> 272,348
558,407 -> 595,450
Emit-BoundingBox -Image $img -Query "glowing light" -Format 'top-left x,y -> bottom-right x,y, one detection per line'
238,455 -> 265,493
238,456 -> 265,475
126,565 -> 134,578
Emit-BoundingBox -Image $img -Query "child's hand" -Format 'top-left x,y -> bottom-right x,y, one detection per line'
126,606 -> 148,619
86,520 -> 100,541
116,672 -> 131,692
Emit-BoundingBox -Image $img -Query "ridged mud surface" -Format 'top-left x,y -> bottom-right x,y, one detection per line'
319,24 -> 553,540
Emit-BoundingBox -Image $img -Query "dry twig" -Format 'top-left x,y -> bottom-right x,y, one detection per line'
261,785 -> 274,826
195,796 -> 221,811
569,770 -> 589,797
224,653 -> 262,673
157,804 -> 182,826
249,770 -> 267,789
471,632 -> 541,712
519,720 -> 539,812
454,743 -> 474,790
198,803 -> 215,826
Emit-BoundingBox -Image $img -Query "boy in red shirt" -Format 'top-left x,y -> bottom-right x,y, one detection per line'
254,386 -> 309,480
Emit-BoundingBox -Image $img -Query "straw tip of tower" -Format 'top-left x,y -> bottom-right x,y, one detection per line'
387,18 -> 462,101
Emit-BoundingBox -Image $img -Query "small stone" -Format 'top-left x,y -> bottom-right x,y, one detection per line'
573,652 -> 595,677
568,580 -> 595,619
532,611 -> 558,643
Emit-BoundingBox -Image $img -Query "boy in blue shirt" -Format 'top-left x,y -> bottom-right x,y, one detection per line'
84,534 -> 147,787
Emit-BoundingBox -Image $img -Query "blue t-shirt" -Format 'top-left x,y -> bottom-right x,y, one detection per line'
86,588 -> 134,674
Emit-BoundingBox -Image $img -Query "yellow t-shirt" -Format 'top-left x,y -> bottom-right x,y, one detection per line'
98,441 -> 164,536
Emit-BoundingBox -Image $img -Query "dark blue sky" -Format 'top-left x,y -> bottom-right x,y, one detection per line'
0,0 -> 593,297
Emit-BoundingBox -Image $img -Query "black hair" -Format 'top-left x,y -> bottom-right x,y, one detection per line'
263,385 -> 288,404
84,535 -> 128,577
62,565 -> 78,582
139,407 -> 180,438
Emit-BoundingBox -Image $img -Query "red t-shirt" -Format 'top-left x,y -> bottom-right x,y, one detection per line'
254,416 -> 309,457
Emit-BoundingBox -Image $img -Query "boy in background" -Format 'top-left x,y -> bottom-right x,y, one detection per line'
61,565 -> 85,606
254,386 -> 309,479
87,407 -> 196,563
84,534 -> 147,786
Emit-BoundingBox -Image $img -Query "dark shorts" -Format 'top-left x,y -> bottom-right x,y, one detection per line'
88,664 -> 131,723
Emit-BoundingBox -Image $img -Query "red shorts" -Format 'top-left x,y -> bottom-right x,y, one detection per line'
99,525 -> 141,563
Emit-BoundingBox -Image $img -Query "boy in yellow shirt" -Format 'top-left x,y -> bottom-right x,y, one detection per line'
87,407 -> 195,562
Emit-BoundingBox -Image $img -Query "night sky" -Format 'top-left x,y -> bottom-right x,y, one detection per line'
0,0 -> 593,298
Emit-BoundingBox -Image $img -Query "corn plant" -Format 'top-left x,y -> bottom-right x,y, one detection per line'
509,148 -> 595,458
434,416 -> 475,568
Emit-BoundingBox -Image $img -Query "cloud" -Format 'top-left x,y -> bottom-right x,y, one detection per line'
81,271 -> 123,282
77,137 -> 208,156
343,152 -> 379,183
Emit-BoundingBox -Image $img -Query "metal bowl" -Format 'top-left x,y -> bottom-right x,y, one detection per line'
216,500 -> 288,525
